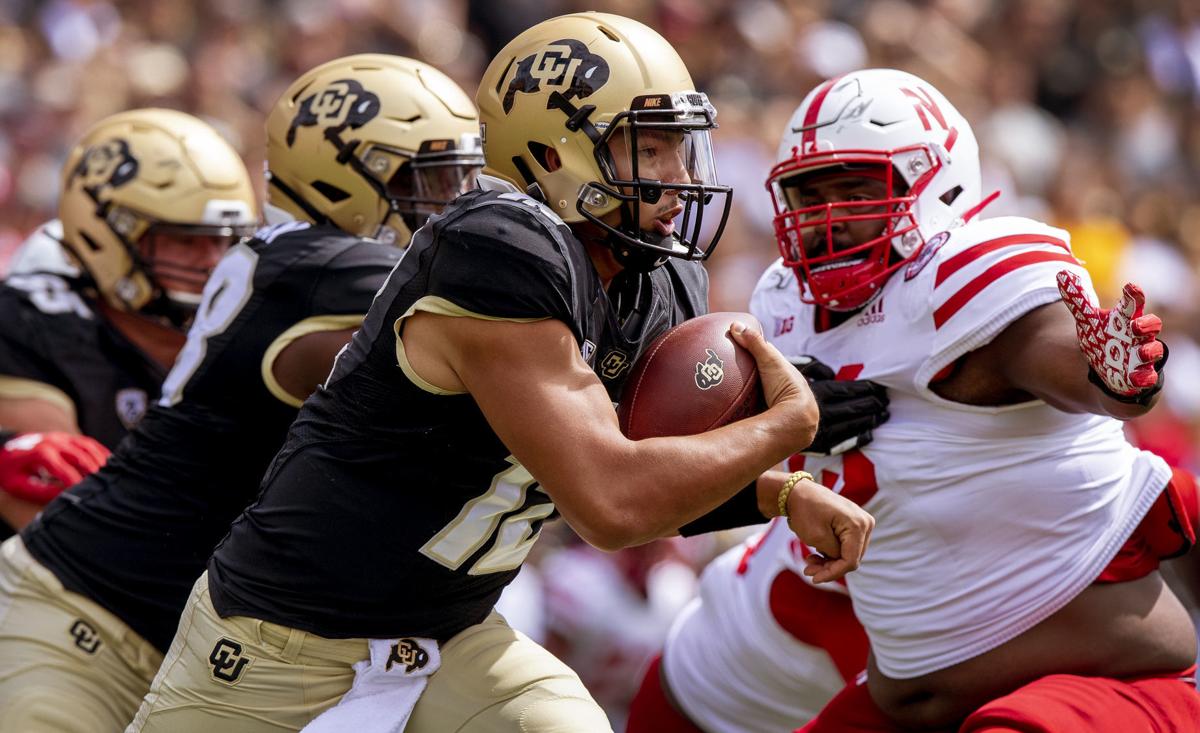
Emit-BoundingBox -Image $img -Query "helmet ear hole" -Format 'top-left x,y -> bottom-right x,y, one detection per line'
527,142 -> 553,172
311,180 -> 351,203
939,185 -> 963,206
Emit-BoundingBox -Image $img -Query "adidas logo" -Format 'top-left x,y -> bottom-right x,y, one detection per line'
856,296 -> 885,326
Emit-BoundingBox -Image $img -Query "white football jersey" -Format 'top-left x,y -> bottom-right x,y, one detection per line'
750,216 -> 1171,679
662,519 -> 852,733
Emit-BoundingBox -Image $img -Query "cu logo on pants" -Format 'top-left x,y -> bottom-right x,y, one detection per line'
69,619 -> 102,654
209,637 -> 252,684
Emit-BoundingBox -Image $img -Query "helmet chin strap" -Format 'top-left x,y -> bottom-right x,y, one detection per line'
607,201 -> 668,273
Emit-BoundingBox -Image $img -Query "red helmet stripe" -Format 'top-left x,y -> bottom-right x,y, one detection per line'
800,77 -> 841,152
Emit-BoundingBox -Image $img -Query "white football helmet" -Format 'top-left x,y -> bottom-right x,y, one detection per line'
767,69 -> 983,310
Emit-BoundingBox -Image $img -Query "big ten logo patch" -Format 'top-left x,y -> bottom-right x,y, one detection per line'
287,78 -> 382,146
69,619 -> 102,654
774,315 -> 795,337
209,637 -> 253,684
599,350 -> 631,380
386,638 -> 430,673
502,39 -> 611,113
70,138 -> 139,192
694,348 -> 724,390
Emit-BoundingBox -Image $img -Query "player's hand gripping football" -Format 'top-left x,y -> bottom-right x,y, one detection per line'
1056,271 -> 1166,402
728,321 -> 816,414
785,476 -> 874,583
791,356 -> 889,456
0,432 -> 110,504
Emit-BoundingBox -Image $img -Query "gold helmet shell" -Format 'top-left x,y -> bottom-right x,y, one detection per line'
476,12 -> 732,268
58,108 -> 258,317
266,54 -> 484,246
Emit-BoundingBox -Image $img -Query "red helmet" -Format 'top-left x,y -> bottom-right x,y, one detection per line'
767,69 -> 982,311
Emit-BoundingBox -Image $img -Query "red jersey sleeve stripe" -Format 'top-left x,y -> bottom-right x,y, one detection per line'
935,234 -> 1071,287
933,251 -> 1079,330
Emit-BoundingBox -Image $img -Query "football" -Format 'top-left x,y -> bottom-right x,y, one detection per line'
617,312 -> 765,440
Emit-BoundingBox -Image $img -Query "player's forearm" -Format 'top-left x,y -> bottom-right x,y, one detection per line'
566,403 -> 816,549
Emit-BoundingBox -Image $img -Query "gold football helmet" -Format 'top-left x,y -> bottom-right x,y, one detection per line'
58,108 -> 258,324
476,12 -> 732,270
266,54 -> 484,246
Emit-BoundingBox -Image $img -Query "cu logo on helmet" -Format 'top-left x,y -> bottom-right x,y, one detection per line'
287,78 -> 381,146
72,139 -> 139,191
502,38 -> 610,113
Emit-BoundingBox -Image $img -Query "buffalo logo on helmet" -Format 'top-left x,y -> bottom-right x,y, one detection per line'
287,78 -> 381,146
695,349 -> 724,390
70,139 -> 139,193
502,39 -> 610,113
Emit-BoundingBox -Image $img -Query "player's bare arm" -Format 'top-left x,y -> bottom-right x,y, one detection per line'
753,469 -> 874,583
933,293 -> 1163,420
270,325 -> 361,405
403,310 -> 820,551
0,394 -> 79,435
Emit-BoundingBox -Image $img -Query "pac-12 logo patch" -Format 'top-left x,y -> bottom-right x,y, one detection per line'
695,349 -> 724,390
287,78 -> 381,146
905,231 -> 950,281
115,388 -> 147,429
502,39 -> 610,113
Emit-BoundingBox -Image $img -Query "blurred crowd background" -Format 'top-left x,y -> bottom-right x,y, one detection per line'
2,0 -> 1199,726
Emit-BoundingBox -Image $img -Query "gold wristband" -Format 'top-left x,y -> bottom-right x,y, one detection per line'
778,470 -> 814,518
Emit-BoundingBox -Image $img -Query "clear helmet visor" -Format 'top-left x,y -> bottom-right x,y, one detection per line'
364,136 -> 483,237
581,102 -> 731,266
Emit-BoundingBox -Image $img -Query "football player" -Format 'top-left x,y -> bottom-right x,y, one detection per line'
626,359 -> 885,733
638,68 -> 1199,733
126,13 -> 873,733
0,109 -> 258,538
0,55 -> 482,732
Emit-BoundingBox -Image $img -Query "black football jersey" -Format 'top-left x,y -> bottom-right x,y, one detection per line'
22,224 -> 401,652
207,190 -> 709,641
0,273 -> 166,448
0,273 -> 166,540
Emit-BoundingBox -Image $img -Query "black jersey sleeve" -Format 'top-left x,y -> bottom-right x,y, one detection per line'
0,286 -> 70,387
305,240 -> 401,316
424,201 -> 575,325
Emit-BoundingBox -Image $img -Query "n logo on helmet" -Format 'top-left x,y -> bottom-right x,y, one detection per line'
287,78 -> 381,146
70,139 -> 139,192
502,39 -> 610,113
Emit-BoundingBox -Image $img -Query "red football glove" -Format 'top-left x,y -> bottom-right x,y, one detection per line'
0,432 -> 110,505
1056,271 -> 1164,398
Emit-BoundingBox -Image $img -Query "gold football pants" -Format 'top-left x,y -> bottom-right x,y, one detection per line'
0,536 -> 163,732
128,571 -> 613,732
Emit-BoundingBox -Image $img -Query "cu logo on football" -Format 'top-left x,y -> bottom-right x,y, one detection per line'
209,637 -> 253,684
695,349 -> 725,390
